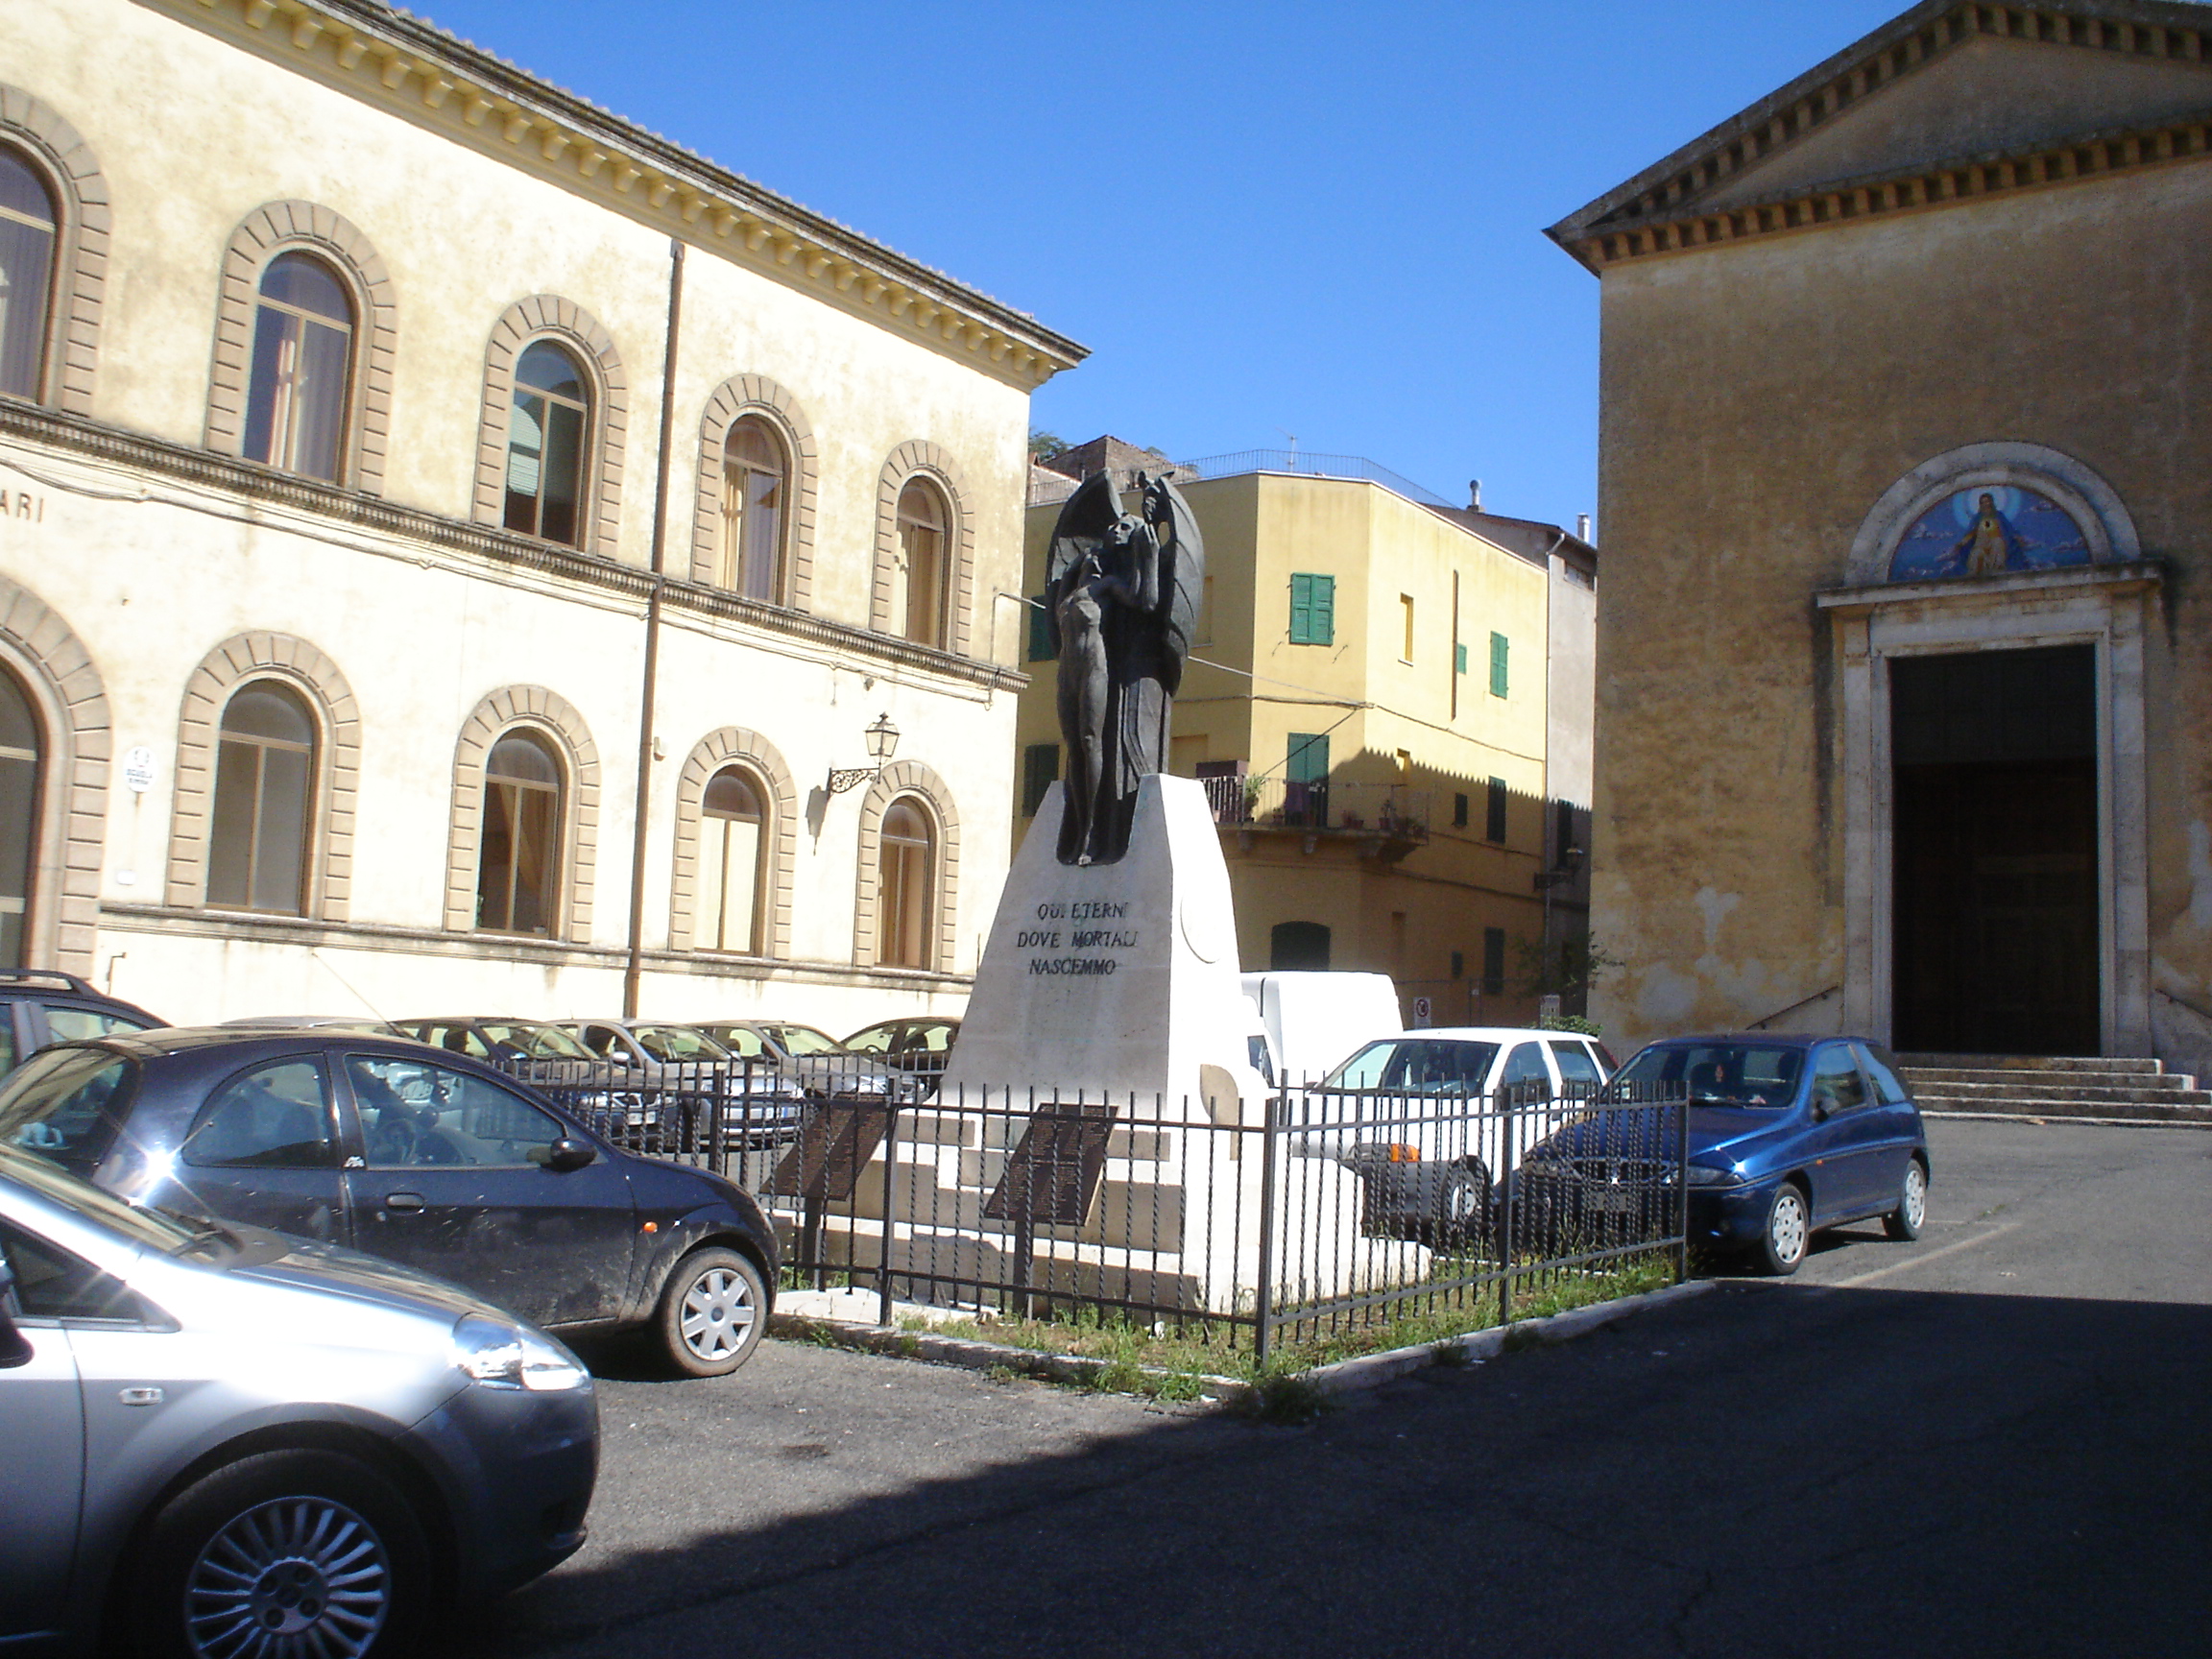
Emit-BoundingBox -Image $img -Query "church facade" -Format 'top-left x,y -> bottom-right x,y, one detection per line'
1553,0 -> 2211,1070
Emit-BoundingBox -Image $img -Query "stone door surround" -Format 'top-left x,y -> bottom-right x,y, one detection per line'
1822,442 -> 2154,1058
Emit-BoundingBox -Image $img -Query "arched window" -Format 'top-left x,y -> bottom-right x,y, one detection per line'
722,416 -> 787,601
896,479 -> 950,646
477,731 -> 563,935
878,798 -> 935,969
243,252 -> 353,483
696,767 -> 766,954
505,341 -> 589,546
207,682 -> 315,915
0,667 -> 40,967
0,148 -> 57,402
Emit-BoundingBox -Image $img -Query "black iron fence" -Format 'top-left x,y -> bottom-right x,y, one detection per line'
498,1057 -> 1690,1365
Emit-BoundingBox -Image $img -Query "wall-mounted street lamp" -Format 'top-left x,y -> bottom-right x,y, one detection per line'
826,712 -> 900,795
1531,842 -> 1585,893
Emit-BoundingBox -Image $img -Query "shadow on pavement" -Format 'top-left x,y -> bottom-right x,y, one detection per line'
463,1281 -> 2210,1659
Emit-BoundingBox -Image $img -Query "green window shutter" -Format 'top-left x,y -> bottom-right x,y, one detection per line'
1455,641 -> 1468,675
1288,573 -> 1334,645
1485,776 -> 1508,843
1286,733 -> 1330,784
1027,595 -> 1055,661
1022,744 -> 1060,816
1489,631 -> 1509,698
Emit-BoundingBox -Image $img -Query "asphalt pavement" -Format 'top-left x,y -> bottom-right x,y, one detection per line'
475,1118 -> 2211,1658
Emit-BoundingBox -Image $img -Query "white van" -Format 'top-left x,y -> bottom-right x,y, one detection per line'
1240,972 -> 1404,1088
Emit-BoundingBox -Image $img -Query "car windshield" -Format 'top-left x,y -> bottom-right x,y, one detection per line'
0,1046 -> 136,1166
632,1025 -> 731,1062
477,1022 -> 593,1060
842,1023 -> 894,1054
1616,1043 -> 1805,1108
1320,1039 -> 1501,1094
767,1024 -> 845,1057
0,1139 -> 206,1254
700,1024 -> 767,1059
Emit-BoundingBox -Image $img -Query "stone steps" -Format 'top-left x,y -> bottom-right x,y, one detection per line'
1897,1052 -> 2211,1127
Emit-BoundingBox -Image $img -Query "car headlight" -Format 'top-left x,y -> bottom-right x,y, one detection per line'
450,1314 -> 590,1392
1683,1164 -> 1743,1187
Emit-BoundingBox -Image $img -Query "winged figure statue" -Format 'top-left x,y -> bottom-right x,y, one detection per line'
1044,470 -> 1203,865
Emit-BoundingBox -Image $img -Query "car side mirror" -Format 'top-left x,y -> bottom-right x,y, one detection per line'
544,1138 -> 596,1172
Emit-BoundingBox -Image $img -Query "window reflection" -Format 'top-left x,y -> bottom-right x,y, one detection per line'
477,731 -> 562,935
243,252 -> 353,482
505,341 -> 589,546
208,681 -> 314,915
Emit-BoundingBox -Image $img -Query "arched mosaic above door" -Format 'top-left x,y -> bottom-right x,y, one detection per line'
1846,442 -> 2139,589
1888,486 -> 2092,582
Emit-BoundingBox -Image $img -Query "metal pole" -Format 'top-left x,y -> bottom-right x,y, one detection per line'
1498,1089 -> 1516,1330
1253,1086 -> 1279,1368
878,1101 -> 899,1325
1675,1087 -> 1691,1285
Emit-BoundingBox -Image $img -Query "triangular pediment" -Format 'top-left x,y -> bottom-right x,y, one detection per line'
1695,31 -> 2212,210
1551,0 -> 2212,266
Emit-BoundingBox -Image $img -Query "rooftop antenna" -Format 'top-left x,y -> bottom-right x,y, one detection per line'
1275,426 -> 1299,472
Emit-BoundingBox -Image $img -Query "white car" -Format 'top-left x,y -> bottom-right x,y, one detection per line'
1286,1027 -> 1616,1243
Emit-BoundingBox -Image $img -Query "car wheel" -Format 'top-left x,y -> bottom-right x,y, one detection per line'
1758,1182 -> 1811,1276
1429,1161 -> 1492,1247
658,1246 -> 766,1378
134,1448 -> 429,1659
1884,1158 -> 1928,1241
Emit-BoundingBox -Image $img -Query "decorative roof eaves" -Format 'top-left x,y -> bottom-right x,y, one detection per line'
140,0 -> 1088,389
1554,105 -> 2212,272
0,398 -> 1030,693
1546,0 -> 2212,275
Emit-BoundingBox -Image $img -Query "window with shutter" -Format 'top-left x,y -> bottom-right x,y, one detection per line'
1489,631 -> 1509,698
1486,776 -> 1508,844
1288,573 -> 1334,645
1027,594 -> 1055,661
1022,744 -> 1060,816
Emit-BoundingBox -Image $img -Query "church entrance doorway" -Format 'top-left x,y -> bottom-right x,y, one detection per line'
1889,645 -> 2099,1055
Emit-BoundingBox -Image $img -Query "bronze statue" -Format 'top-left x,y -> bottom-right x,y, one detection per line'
1045,471 -> 1202,865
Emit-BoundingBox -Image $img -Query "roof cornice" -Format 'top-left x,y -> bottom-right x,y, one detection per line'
1548,0 -> 2212,275
141,0 -> 1086,389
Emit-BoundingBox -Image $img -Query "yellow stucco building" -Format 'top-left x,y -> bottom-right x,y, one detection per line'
1020,445 -> 1598,1025
1554,0 -> 2212,1077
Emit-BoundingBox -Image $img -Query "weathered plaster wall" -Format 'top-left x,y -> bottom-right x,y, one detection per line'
1588,159 -> 2212,1054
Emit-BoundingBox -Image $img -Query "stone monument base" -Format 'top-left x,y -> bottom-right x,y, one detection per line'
940,774 -> 1263,1113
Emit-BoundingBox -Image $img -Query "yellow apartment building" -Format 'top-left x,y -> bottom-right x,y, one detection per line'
1020,445 -> 1598,1025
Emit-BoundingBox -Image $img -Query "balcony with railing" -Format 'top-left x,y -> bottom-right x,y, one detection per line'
1199,771 -> 1431,859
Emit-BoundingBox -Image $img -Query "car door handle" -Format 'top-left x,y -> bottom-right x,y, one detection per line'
383,1192 -> 425,1214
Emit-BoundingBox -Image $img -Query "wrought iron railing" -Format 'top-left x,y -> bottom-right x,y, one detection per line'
496,1057 -> 1689,1365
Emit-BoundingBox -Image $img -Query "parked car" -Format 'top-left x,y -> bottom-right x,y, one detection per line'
1292,1028 -> 1617,1243
0,970 -> 162,1080
391,1016 -> 599,1063
1515,1034 -> 1931,1275
561,1019 -> 808,1142
0,1135 -> 597,1655
692,1019 -> 902,1100
842,1016 -> 960,1089
0,1027 -> 780,1377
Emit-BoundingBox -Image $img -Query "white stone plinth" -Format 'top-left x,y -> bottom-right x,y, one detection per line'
941,775 -> 1262,1113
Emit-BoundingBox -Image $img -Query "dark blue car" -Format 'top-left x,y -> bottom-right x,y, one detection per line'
1518,1034 -> 1930,1274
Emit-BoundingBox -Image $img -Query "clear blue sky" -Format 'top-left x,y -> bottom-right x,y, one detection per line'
408,1 -> 1903,531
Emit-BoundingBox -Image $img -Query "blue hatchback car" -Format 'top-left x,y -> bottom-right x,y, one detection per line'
1520,1034 -> 1930,1274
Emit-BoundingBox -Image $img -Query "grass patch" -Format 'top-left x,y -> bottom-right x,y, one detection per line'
841,1254 -> 1679,1407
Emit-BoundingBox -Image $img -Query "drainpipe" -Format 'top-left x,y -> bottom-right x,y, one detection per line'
623,238 -> 685,1019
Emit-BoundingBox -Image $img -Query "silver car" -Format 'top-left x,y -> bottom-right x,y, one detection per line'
0,1139 -> 597,1656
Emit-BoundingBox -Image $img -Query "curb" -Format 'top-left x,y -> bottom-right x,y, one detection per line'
767,1278 -> 1717,1410
1921,1109 -> 2212,1131
1301,1279 -> 1717,1399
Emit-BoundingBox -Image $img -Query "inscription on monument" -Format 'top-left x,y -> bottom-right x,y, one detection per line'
1021,900 -> 1139,976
